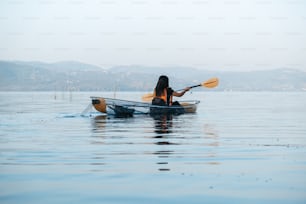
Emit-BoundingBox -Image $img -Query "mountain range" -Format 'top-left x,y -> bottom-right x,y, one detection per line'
1,60 -> 306,91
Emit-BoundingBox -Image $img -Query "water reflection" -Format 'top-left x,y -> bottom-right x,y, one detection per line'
203,124 -> 220,165
203,124 -> 219,146
90,114 -> 220,172
150,113 -> 176,172
150,113 -> 173,135
91,115 -> 107,131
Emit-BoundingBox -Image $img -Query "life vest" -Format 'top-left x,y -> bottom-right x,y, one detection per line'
154,88 -> 172,105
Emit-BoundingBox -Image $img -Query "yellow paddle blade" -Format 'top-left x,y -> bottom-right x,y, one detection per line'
202,77 -> 219,88
141,93 -> 154,102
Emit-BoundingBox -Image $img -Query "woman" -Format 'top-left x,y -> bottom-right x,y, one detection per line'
152,75 -> 191,106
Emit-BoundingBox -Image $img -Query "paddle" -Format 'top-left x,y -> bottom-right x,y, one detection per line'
142,77 -> 219,102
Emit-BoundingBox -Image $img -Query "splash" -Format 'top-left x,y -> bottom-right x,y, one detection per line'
81,103 -> 93,116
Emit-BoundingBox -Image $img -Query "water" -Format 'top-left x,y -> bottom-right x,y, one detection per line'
0,92 -> 306,204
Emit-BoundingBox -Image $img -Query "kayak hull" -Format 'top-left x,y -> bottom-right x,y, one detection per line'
91,97 -> 199,116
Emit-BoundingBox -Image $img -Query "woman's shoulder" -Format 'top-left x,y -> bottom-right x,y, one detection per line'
167,87 -> 174,94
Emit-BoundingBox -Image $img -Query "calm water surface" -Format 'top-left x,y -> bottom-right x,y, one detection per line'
0,92 -> 306,204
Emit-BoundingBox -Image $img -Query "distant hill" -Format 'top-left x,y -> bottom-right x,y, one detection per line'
1,60 -> 306,91
13,61 -> 103,73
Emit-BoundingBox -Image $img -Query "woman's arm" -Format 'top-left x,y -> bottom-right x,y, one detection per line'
172,87 -> 191,97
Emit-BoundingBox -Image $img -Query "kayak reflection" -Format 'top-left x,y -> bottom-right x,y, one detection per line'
151,113 -> 173,135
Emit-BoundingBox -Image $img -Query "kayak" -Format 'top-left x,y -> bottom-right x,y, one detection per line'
91,97 -> 200,116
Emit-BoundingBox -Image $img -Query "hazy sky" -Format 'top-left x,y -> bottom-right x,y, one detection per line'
0,0 -> 306,71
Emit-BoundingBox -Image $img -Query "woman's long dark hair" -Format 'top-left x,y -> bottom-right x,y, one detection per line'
155,75 -> 169,96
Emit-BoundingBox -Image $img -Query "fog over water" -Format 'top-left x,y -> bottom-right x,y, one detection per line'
0,0 -> 306,71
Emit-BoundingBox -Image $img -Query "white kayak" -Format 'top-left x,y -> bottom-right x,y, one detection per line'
91,97 -> 200,116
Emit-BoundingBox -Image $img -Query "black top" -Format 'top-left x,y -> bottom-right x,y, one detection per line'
166,87 -> 174,105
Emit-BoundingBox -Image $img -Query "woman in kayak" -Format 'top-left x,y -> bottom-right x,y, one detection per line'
152,75 -> 191,106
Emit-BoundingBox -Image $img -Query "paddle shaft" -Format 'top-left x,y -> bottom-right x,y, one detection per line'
176,84 -> 201,92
